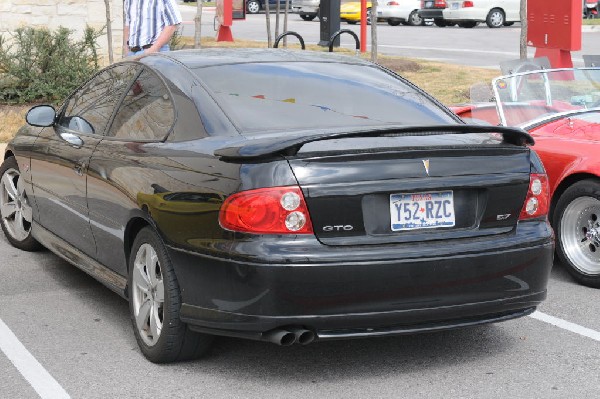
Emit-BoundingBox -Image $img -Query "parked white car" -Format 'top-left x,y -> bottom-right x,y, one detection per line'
377,0 -> 424,26
292,0 -> 320,21
442,0 -> 519,28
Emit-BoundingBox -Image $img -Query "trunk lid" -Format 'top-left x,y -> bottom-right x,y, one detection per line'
286,134 -> 531,246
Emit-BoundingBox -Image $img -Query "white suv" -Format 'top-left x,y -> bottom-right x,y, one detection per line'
442,0 -> 519,28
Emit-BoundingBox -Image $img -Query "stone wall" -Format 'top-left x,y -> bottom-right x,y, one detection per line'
0,0 -> 124,65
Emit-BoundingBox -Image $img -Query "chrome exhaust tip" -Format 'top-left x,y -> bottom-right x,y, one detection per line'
287,327 -> 316,345
263,329 -> 297,346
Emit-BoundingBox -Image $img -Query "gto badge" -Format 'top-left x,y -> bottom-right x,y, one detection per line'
323,225 -> 354,232
422,159 -> 430,176
496,214 -> 511,221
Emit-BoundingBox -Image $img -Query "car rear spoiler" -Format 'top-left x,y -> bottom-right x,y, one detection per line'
214,124 -> 534,160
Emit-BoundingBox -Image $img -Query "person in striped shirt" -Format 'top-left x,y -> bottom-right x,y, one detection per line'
123,0 -> 183,56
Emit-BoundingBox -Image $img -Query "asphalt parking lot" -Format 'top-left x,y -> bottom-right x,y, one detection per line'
177,7 -> 600,68
1,230 -> 599,398
3,6 -> 600,397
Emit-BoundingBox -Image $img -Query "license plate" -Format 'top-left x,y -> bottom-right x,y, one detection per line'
425,1 -> 433,8
390,191 -> 455,231
377,11 -> 382,15
451,2 -> 459,9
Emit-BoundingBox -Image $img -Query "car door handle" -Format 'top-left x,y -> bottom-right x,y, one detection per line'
60,132 -> 84,148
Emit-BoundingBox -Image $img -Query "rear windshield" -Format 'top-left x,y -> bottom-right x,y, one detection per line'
193,62 -> 456,134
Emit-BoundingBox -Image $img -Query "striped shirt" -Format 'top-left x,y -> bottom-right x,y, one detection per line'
124,0 -> 182,48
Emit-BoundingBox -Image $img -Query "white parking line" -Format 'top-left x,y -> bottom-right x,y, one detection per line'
530,311 -> 600,342
0,318 -> 70,399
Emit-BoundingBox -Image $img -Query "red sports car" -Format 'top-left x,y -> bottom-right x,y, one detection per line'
453,67 -> 600,288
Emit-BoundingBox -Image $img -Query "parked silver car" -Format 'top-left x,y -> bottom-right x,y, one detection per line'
292,0 -> 320,20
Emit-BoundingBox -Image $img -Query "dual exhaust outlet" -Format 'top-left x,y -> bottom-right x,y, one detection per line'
263,327 -> 316,346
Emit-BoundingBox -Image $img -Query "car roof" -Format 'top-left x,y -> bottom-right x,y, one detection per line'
149,48 -> 373,69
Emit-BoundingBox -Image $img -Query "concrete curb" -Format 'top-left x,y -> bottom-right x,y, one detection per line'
582,25 -> 600,32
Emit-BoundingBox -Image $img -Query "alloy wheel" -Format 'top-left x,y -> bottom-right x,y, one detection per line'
132,243 -> 165,347
409,11 -> 423,26
560,196 -> 600,275
488,10 -> 504,27
247,0 -> 260,14
0,168 -> 33,242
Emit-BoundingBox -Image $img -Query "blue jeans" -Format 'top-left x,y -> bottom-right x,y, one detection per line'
128,44 -> 170,57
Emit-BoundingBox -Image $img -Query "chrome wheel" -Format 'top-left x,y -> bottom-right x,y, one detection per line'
560,196 -> 600,275
487,9 -> 504,28
408,10 -> 423,26
0,168 -> 33,242
247,0 -> 260,14
132,243 -> 164,347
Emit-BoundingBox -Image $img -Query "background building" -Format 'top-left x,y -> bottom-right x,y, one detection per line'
0,0 -> 124,63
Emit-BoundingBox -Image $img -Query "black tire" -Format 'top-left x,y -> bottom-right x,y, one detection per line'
407,10 -> 424,26
458,21 -> 478,28
486,8 -> 505,28
347,20 -> 358,25
300,14 -> 316,21
433,18 -> 448,27
128,226 -> 213,363
554,180 -> 600,288
246,0 -> 261,14
0,156 -> 42,251
503,22 -> 514,26
387,19 -> 401,26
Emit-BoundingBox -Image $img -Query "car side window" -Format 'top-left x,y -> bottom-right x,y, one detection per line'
107,68 -> 175,141
58,64 -> 138,135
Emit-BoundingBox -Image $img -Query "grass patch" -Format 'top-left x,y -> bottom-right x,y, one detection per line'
583,18 -> 600,25
1,38 -> 500,142
395,59 -> 499,105
0,105 -> 27,143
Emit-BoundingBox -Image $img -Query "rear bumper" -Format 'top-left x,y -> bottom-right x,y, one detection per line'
185,306 -> 538,342
443,8 -> 486,21
377,7 -> 410,20
418,9 -> 444,19
340,13 -> 361,22
170,221 -> 554,340
292,6 -> 319,14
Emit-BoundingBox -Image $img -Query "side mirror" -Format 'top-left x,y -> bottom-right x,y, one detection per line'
26,105 -> 56,127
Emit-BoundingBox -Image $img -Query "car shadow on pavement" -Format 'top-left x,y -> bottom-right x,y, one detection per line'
189,323 -> 517,381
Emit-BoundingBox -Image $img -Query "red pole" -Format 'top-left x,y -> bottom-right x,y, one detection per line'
360,0 -> 366,52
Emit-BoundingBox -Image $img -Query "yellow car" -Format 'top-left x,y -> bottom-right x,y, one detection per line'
340,1 -> 372,24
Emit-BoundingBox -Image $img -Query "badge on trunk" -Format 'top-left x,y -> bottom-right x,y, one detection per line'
422,159 -> 430,176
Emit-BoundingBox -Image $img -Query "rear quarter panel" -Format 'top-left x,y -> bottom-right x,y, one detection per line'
529,123 -> 600,197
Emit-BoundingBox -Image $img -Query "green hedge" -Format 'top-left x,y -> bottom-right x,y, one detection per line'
0,26 -> 102,104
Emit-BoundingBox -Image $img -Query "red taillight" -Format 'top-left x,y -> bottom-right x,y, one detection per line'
219,186 -> 314,234
519,174 -> 550,220
387,1 -> 399,5
434,0 -> 447,7
462,1 -> 474,7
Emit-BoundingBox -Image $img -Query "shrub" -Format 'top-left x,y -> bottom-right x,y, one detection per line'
0,26 -> 103,104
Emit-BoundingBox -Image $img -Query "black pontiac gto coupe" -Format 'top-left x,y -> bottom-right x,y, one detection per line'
0,49 -> 554,363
